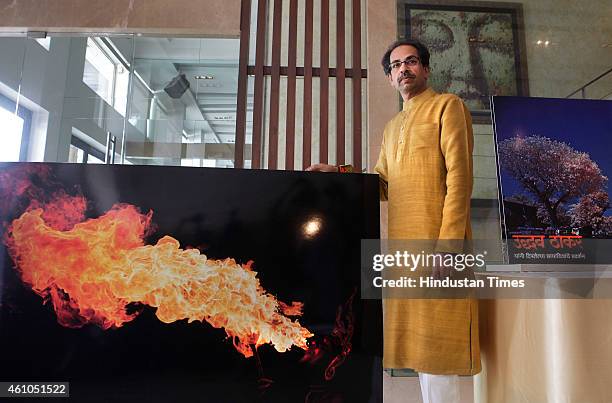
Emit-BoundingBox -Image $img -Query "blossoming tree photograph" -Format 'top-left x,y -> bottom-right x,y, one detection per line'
492,96 -> 612,263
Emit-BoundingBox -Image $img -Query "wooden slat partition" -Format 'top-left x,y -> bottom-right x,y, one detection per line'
336,0 -> 345,165
240,0 -> 366,171
285,0 -> 298,170
352,0 -> 362,170
251,0 -> 267,169
302,0 -> 313,169
268,0 -> 282,169
319,0 -> 329,164
234,0 -> 251,168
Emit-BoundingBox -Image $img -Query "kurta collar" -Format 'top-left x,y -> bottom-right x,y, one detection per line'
402,87 -> 436,111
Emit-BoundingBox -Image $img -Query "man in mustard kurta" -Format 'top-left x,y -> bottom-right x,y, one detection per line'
377,38 -> 481,403
308,39 -> 480,402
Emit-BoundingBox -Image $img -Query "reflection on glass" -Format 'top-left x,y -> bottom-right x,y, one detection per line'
67,133 -> 107,164
181,158 -> 217,167
0,35 -> 243,167
301,214 -> 324,240
84,38 -> 114,104
122,37 -> 242,167
123,118 -> 238,167
34,37 -> 51,51
114,65 -> 130,117
68,144 -> 84,163
83,38 -> 129,116
88,154 -> 105,164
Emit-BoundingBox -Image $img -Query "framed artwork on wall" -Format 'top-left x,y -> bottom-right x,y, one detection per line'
398,0 -> 529,123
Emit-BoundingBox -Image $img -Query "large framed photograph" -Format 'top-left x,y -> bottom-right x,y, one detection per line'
0,163 -> 382,402
398,0 -> 529,123
493,96 -> 612,265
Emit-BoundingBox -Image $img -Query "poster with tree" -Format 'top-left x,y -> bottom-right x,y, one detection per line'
492,96 -> 612,264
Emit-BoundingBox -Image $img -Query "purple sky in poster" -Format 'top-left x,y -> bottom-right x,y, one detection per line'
493,96 -> 612,213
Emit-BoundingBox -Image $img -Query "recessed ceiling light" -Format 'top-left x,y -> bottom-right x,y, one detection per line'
195,75 -> 214,80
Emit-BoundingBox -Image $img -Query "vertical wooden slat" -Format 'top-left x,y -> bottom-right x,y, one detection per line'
302,0 -> 313,169
251,0 -> 267,169
235,0 -> 251,168
285,0 -> 298,170
319,0 -> 329,164
268,0 -> 282,169
352,0 -> 362,170
336,0 -> 345,165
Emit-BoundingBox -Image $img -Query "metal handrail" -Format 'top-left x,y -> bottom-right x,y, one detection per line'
566,67 -> 612,98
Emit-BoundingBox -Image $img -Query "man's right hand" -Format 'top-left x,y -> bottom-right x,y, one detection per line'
305,164 -> 337,172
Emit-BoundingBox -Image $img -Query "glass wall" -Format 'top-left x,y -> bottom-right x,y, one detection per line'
0,34 -> 244,168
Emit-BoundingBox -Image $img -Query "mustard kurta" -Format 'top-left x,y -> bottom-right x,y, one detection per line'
374,87 -> 481,375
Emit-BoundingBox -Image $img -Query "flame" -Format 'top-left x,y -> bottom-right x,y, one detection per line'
6,196 -> 313,358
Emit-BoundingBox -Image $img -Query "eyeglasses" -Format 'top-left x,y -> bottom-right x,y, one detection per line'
389,57 -> 420,71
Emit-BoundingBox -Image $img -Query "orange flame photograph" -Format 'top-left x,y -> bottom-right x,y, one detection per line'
0,162 -> 382,403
